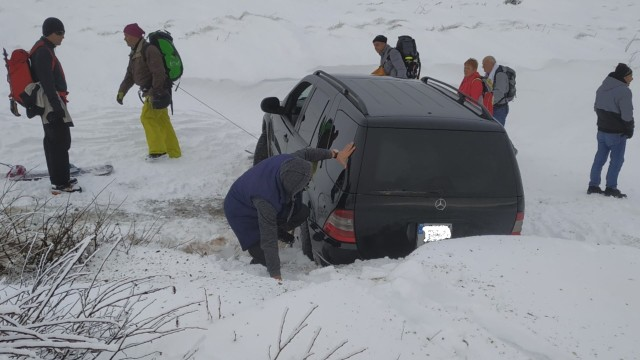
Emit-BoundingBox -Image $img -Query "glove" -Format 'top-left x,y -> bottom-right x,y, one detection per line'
371,66 -> 385,76
116,91 -> 124,105
46,109 -> 65,124
624,129 -> 633,139
151,90 -> 171,109
278,228 -> 295,244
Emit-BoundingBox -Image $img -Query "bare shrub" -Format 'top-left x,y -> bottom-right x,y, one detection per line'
0,182 -> 199,359
268,305 -> 367,360
0,237 -> 200,359
0,185 -> 161,278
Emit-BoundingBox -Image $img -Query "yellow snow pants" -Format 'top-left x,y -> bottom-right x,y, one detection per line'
140,99 -> 181,158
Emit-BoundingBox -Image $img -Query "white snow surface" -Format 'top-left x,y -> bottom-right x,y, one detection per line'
1,0 -> 640,359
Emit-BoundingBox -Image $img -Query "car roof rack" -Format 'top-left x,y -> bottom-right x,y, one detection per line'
314,70 -> 369,115
421,77 -> 494,121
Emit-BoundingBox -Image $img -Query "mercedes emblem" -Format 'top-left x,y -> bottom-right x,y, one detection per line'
435,198 -> 447,211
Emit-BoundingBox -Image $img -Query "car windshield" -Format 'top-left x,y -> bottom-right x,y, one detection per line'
359,128 -> 517,197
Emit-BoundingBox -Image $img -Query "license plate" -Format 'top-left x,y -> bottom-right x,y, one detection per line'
417,223 -> 452,244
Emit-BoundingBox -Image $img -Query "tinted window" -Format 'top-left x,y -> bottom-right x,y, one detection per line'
324,109 -> 359,191
297,88 -> 330,145
285,82 -> 313,125
360,128 -> 517,197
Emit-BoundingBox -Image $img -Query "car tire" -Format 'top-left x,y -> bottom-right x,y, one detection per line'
253,131 -> 269,166
299,220 -> 314,262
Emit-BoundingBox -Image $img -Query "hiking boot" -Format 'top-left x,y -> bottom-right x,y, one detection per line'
51,183 -> 82,195
587,186 -> 603,195
145,153 -> 168,161
604,187 -> 627,199
69,177 -> 78,185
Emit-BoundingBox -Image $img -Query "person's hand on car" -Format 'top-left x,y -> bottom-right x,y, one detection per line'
334,142 -> 356,168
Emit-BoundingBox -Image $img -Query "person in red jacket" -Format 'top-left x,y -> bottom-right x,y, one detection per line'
458,58 -> 493,116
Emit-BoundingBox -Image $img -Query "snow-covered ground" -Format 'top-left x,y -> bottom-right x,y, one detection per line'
1,0 -> 640,359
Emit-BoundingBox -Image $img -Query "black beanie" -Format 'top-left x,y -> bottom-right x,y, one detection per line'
614,63 -> 632,78
42,17 -> 65,36
372,35 -> 387,43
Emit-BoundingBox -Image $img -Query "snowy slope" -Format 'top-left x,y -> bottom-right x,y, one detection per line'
1,0 -> 639,359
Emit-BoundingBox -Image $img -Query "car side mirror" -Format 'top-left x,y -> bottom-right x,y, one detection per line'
260,97 -> 284,115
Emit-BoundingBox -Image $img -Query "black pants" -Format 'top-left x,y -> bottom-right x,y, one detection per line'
248,204 -> 310,266
43,122 -> 71,186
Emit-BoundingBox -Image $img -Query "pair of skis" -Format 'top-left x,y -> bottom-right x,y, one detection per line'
2,162 -> 113,181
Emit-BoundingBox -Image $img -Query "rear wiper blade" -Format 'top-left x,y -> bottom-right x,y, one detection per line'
371,189 -> 445,196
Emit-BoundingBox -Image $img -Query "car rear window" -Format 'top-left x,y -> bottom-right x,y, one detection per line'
359,128 -> 517,197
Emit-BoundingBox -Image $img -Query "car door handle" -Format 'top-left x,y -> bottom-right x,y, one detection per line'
283,133 -> 289,142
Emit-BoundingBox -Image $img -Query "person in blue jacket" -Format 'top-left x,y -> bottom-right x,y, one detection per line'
224,143 -> 355,280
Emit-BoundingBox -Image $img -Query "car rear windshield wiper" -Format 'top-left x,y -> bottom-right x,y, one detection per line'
370,189 -> 445,196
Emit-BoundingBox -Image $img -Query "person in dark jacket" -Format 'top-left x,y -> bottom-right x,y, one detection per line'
224,143 -> 356,280
117,23 -> 181,161
371,35 -> 407,79
588,63 -> 634,198
31,17 -> 80,194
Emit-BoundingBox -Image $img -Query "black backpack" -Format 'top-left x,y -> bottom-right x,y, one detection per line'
496,65 -> 516,102
394,35 -> 421,79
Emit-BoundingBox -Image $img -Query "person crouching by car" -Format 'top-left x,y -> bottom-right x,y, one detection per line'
116,23 -> 181,161
224,143 -> 355,280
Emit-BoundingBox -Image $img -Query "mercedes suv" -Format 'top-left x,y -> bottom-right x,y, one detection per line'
254,71 -> 524,264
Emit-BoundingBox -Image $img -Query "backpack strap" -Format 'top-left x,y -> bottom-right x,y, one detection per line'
140,41 -> 149,64
473,77 -> 490,94
29,40 -> 56,71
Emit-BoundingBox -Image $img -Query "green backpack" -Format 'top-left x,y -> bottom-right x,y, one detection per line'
145,30 -> 183,82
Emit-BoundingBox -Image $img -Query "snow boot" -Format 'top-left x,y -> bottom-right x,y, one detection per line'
604,187 -> 626,198
586,186 -> 603,195
145,153 -> 168,161
51,183 -> 82,195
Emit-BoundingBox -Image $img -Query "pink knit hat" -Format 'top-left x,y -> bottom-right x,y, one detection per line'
123,23 -> 145,38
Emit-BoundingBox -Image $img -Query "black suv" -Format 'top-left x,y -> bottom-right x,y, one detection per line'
255,71 -> 524,264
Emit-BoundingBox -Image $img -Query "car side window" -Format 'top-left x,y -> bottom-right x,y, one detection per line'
285,82 -> 313,126
324,109 -> 357,181
315,117 -> 338,150
297,88 -> 330,145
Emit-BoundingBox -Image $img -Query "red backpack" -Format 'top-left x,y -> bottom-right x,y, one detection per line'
3,41 -> 53,117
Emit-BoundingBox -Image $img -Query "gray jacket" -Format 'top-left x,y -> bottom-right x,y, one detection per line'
380,45 -> 408,79
491,68 -> 510,106
594,75 -> 634,135
252,148 -> 334,277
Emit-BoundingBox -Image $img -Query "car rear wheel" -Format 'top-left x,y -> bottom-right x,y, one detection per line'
253,131 -> 269,166
298,220 -> 314,261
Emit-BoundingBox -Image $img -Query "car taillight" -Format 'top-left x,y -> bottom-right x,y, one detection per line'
511,212 -> 524,235
323,209 -> 356,243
